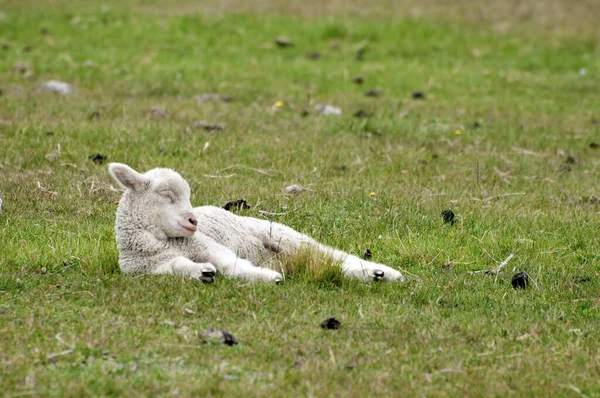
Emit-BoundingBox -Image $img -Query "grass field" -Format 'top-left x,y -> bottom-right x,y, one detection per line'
1,0 -> 599,396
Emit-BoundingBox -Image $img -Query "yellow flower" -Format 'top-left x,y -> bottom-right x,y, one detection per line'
369,192 -> 376,197
274,101 -> 284,108
455,129 -> 462,135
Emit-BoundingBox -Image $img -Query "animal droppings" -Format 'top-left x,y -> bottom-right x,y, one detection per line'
574,275 -> 592,283
352,76 -> 364,85
40,80 -> 72,95
565,155 -> 577,165
412,91 -> 425,99
364,89 -> 381,97
363,248 -> 372,260
89,154 -> 107,165
590,142 -> 599,149
202,328 -> 239,346
511,271 -> 530,289
441,209 -> 455,225
306,52 -> 321,60
320,317 -> 341,330
89,110 -> 101,120
223,199 -> 251,211
353,109 -> 371,118
189,120 -> 224,132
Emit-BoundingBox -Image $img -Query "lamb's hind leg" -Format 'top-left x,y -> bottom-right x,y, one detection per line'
244,218 -> 404,282
153,256 -> 217,283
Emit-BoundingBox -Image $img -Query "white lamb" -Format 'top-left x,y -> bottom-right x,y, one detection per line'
109,163 -> 405,283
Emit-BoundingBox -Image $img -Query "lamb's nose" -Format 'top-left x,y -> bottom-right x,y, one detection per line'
189,216 -> 198,226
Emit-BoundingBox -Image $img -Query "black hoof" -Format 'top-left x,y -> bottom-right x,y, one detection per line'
373,270 -> 384,281
202,269 -> 216,278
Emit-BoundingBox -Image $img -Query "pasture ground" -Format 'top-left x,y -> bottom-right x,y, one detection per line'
1,0 -> 599,396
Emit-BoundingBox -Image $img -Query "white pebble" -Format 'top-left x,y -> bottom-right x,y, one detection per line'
284,184 -> 304,195
40,80 -> 73,95
314,104 -> 342,116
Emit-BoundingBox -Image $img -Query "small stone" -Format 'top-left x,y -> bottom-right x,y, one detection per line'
314,104 -> 341,116
284,184 -> 304,195
320,317 -> 341,330
195,93 -> 235,103
511,271 -> 529,289
223,199 -> 251,211
441,209 -> 455,225
275,36 -> 293,47
40,80 -> 72,95
201,327 -> 238,346
89,154 -> 107,165
412,91 -> 425,100
352,76 -> 364,85
364,89 -> 381,97
363,249 -> 372,260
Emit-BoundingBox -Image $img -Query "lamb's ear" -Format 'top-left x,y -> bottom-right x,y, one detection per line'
108,163 -> 149,192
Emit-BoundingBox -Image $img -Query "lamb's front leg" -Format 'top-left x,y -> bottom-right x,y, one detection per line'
153,256 -> 217,283
200,236 -> 283,283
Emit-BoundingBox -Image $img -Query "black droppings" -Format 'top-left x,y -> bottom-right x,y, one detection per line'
559,164 -> 571,173
352,76 -> 364,85
472,121 -> 482,128
320,317 -> 341,330
590,142 -> 599,149
363,248 -> 372,260
412,91 -> 425,100
40,27 -> 49,35
223,199 -> 251,211
300,110 -> 310,117
306,51 -> 321,60
353,109 -> 371,118
364,89 -> 381,97
46,131 -> 54,136
418,159 -> 428,166
88,110 -> 101,120
574,275 -> 592,283
441,209 -> 455,225
565,155 -> 577,165
189,120 -> 224,132
89,154 -> 107,165
511,271 -> 530,289
356,47 -> 366,61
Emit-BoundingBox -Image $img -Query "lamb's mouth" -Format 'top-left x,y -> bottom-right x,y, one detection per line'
178,222 -> 197,233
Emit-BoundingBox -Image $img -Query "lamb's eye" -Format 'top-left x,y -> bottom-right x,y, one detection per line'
159,191 -> 176,203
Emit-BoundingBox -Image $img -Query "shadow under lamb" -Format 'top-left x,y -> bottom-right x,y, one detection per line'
108,163 -> 405,283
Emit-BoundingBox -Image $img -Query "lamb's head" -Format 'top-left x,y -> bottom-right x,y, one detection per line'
109,163 -> 198,239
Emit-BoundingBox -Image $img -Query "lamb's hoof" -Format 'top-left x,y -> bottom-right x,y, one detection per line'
274,276 -> 284,285
373,270 -> 385,282
200,269 -> 216,284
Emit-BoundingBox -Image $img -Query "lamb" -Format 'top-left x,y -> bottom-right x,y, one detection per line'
108,163 -> 405,283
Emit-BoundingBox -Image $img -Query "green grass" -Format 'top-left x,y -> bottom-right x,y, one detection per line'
1,1 -> 600,396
